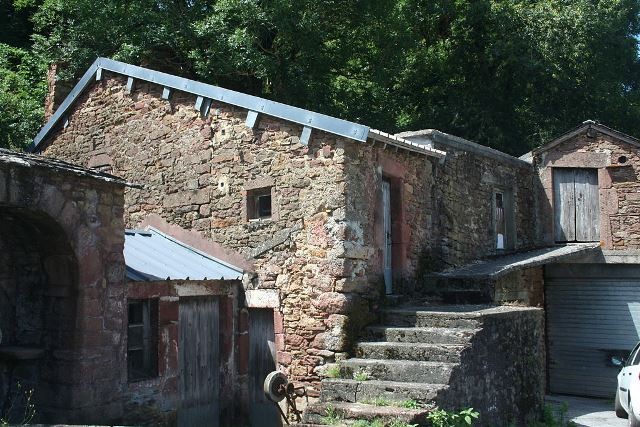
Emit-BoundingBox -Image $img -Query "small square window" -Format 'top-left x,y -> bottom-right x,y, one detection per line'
128,299 -> 158,381
247,187 -> 272,220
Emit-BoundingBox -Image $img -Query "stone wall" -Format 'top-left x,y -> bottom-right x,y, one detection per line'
534,127 -> 640,249
342,138 -> 436,296
401,131 -> 540,271
0,153 -> 126,423
443,307 -> 545,426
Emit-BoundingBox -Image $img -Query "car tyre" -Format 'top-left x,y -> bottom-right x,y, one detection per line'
617,391 -> 629,418
630,398 -> 640,427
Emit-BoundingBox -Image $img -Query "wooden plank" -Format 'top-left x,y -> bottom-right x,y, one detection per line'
553,168 -> 576,242
248,308 -> 279,427
575,168 -> 600,242
178,297 -> 220,427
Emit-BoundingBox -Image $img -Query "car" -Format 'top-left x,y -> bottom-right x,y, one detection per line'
614,342 -> 640,426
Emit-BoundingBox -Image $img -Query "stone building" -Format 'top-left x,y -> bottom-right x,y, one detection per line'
23,57 -> 640,425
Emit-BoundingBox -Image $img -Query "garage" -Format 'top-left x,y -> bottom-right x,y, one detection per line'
545,263 -> 640,398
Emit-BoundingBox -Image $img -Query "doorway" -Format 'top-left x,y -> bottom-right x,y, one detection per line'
382,179 -> 392,294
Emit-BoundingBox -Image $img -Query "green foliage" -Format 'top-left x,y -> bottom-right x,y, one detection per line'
400,399 -> 421,409
427,407 -> 479,427
0,43 -> 47,149
325,364 -> 341,379
353,368 -> 370,381
0,382 -> 36,426
2,0 -> 640,152
322,404 -> 344,426
529,403 -> 577,427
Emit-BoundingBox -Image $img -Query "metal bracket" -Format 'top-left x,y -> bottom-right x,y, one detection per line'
95,68 -> 102,81
194,96 -> 204,111
161,87 -> 172,100
63,116 -> 69,129
126,77 -> 135,94
300,126 -> 312,146
200,98 -> 212,117
246,110 -> 259,129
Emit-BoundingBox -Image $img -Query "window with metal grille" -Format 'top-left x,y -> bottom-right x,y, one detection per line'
128,299 -> 158,381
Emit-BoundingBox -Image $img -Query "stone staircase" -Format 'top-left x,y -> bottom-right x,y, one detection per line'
301,304 -> 489,426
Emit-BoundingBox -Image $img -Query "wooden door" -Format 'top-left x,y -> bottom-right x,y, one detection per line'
178,297 -> 220,427
553,168 -> 599,242
248,308 -> 279,427
382,179 -> 392,294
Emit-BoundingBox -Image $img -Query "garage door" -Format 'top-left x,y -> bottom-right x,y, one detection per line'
546,263 -> 640,398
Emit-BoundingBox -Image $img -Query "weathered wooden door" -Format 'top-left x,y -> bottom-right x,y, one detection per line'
553,168 -> 599,242
382,179 -> 392,294
178,297 -> 220,427
248,308 -> 279,427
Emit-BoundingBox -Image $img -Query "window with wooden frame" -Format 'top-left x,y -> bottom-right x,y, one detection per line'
247,187 -> 272,220
127,299 -> 158,381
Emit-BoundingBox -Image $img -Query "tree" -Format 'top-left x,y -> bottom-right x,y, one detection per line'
1,0 -> 639,154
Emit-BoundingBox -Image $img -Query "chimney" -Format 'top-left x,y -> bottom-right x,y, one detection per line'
43,63 -> 73,121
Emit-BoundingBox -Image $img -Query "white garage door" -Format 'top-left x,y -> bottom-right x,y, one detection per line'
546,263 -> 640,398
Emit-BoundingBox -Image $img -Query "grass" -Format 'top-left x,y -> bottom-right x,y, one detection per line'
361,397 -> 393,407
353,368 -> 370,381
359,398 -> 423,410
352,419 -> 417,427
325,364 -> 341,379
322,404 -> 344,425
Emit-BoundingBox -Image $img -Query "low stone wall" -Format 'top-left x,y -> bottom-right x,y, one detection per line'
443,307 -> 545,426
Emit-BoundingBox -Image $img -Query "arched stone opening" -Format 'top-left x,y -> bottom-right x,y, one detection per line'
0,207 -> 79,423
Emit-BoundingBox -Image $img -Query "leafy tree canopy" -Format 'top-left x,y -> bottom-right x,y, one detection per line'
1,0 -> 639,154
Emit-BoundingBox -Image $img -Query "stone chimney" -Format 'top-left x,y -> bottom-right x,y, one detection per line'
43,63 -> 73,121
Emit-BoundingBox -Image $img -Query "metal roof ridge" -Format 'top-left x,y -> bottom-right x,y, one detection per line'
144,226 -> 244,274
31,57 -> 372,150
30,58 -> 444,158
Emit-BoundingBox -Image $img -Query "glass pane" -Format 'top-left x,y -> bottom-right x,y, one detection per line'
129,301 -> 143,324
257,195 -> 272,217
128,325 -> 143,349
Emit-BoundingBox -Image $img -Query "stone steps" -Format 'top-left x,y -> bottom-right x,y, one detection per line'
302,401 -> 430,426
355,342 -> 464,363
381,307 -> 486,328
303,304 -> 499,425
339,358 -> 455,383
320,378 -> 447,405
364,325 -> 477,344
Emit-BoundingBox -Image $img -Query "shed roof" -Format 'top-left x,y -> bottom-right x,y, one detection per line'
0,148 -> 134,186
124,227 -> 244,282
30,58 -> 445,158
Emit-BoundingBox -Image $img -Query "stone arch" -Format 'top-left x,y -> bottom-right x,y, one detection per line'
0,207 -> 79,422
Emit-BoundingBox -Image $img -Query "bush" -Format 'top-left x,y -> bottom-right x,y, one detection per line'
427,407 -> 479,427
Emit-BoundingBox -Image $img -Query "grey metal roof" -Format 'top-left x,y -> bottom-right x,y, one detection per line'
124,227 -> 243,282
29,58 -> 445,158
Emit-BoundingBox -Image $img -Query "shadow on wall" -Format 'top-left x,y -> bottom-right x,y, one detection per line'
0,208 -> 79,424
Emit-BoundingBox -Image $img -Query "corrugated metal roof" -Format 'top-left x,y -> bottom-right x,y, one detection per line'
124,227 -> 243,282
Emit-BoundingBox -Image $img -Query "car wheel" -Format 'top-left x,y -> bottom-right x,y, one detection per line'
617,390 -> 629,418
629,398 -> 640,427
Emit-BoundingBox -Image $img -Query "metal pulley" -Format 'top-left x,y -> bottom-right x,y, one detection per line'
263,371 -> 308,425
